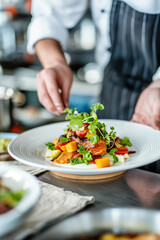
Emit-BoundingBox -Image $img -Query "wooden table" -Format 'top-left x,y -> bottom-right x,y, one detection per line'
29,168 -> 160,240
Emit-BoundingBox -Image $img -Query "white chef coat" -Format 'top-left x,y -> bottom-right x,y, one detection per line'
27,0 -> 160,77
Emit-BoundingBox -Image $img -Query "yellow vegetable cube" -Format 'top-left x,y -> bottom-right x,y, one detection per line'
60,145 -> 66,151
65,141 -> 77,152
52,138 -> 58,145
95,157 -> 110,168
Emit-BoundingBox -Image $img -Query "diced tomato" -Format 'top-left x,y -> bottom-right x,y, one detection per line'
55,142 -> 68,150
115,147 -> 129,155
83,123 -> 89,127
76,123 -> 89,137
88,160 -> 96,164
72,153 -> 82,159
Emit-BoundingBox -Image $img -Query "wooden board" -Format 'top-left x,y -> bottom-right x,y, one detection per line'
50,170 -> 127,180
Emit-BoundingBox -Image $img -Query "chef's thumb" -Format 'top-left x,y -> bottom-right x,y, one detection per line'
151,115 -> 160,130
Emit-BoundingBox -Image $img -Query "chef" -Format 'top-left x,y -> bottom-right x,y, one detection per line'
27,0 -> 160,129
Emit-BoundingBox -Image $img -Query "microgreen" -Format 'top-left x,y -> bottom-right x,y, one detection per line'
77,144 -> 93,161
89,135 -> 99,144
45,142 -> 56,150
63,103 -> 117,147
109,148 -> 119,164
69,118 -> 83,131
60,137 -> 69,143
109,148 -> 117,155
113,155 -> 119,164
70,158 -> 84,165
120,137 -> 132,147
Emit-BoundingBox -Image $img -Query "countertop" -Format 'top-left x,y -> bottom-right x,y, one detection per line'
28,168 -> 160,239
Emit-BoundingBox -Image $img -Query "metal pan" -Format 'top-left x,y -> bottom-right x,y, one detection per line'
37,208 -> 160,240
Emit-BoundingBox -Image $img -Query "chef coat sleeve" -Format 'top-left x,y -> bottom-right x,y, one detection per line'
27,0 -> 88,54
152,67 -> 160,81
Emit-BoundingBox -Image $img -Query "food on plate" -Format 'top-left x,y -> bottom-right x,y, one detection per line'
99,233 -> 160,240
45,103 -> 135,168
0,138 -> 11,152
0,179 -> 25,214
71,232 -> 160,240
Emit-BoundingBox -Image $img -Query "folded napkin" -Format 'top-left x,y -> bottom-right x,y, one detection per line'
4,181 -> 95,240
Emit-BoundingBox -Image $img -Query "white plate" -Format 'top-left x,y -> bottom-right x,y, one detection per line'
8,120 -> 160,175
0,165 -> 41,236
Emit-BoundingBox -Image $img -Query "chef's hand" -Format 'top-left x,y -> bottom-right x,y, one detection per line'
36,64 -> 72,115
35,39 -> 72,115
131,79 -> 160,130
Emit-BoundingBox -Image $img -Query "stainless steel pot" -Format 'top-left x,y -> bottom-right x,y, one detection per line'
0,87 -> 13,131
40,208 -> 160,240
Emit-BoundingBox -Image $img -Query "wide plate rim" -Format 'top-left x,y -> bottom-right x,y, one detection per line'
8,120 -> 160,175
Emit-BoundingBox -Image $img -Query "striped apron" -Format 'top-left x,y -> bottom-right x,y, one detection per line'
99,0 -> 160,120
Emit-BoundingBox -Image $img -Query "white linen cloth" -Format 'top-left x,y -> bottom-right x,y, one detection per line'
27,0 -> 160,78
4,181 -> 94,240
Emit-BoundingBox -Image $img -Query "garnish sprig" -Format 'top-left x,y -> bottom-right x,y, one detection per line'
63,103 -> 117,146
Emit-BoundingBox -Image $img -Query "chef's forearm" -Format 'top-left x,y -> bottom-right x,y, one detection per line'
35,38 -> 67,68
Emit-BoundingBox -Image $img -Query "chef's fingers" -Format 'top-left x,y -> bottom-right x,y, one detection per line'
131,113 -> 160,130
151,115 -> 160,130
131,113 -> 150,126
36,75 -> 59,115
61,74 -> 72,108
42,69 -> 64,114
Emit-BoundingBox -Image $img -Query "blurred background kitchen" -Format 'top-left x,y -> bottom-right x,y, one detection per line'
0,0 -> 102,133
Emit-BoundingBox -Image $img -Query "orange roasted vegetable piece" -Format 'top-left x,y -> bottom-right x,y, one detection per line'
54,151 -> 76,164
95,157 -> 110,168
65,141 -> 77,152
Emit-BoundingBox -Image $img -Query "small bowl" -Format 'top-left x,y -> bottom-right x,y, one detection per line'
0,132 -> 18,154
0,165 -> 41,237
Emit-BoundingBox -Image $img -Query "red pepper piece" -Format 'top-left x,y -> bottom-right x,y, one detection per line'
115,147 -> 129,155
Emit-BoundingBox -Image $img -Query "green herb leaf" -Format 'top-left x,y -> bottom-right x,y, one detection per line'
70,119 -> 83,131
77,144 -> 93,161
45,142 -> 56,150
105,135 -> 110,145
60,137 -> 69,143
90,103 -> 104,112
63,108 -> 78,120
120,137 -> 132,147
113,155 -> 119,164
89,135 -> 99,144
70,158 -> 84,165
109,148 -> 117,156
108,148 -> 119,165
0,188 -> 25,207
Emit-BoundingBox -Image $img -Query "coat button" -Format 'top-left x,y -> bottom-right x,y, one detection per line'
100,9 -> 106,13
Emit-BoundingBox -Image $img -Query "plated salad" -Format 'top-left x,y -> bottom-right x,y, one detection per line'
0,179 -> 25,214
0,138 -> 11,152
45,103 -> 134,169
